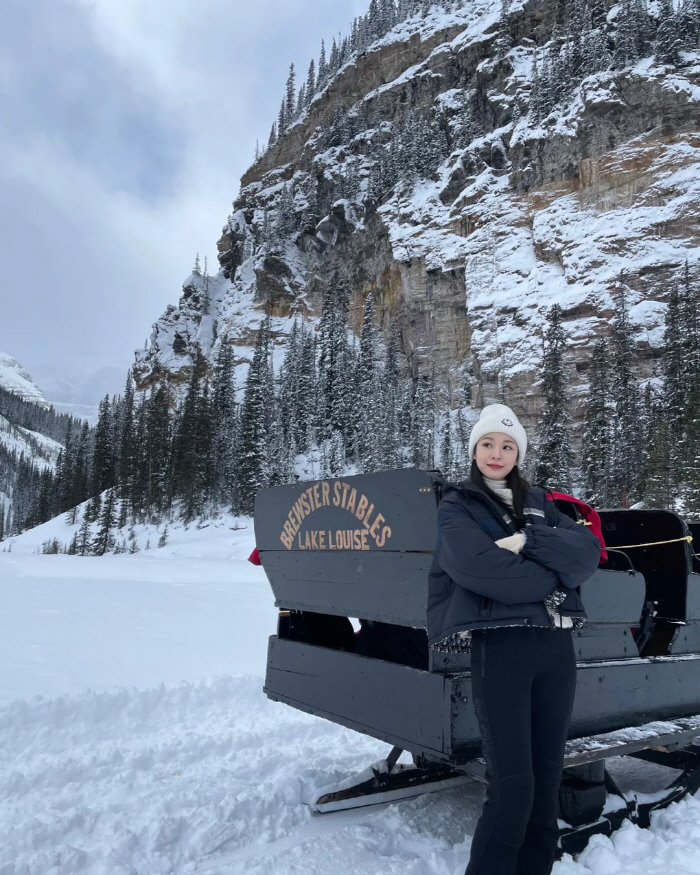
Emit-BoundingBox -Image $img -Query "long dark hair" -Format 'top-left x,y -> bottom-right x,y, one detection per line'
469,459 -> 530,522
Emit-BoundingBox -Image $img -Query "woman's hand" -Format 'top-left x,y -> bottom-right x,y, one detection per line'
494,532 -> 526,554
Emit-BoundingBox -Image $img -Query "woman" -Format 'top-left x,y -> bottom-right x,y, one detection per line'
427,404 -> 600,875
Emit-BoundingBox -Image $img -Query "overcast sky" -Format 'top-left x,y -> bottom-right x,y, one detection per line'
0,0 -> 367,405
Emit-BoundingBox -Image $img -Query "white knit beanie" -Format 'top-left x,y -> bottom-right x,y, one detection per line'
468,404 -> 527,464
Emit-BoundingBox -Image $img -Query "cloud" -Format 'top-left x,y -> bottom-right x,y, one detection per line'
0,0 -> 368,404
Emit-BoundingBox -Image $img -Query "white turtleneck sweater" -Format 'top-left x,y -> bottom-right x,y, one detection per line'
483,475 -> 514,509
483,476 -> 524,552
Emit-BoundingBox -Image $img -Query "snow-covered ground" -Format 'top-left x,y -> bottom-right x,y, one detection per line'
2,516 -> 700,874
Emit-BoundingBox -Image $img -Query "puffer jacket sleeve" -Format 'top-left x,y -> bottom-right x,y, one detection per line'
436,496 -> 560,605
522,501 -> 601,589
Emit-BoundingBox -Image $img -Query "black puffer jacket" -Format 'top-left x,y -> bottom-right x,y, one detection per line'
427,480 -> 601,646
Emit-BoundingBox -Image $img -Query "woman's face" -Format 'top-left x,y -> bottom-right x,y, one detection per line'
474,432 -> 518,480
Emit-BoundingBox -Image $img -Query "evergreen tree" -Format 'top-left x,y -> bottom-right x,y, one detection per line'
298,323 -> 317,453
613,0 -> 653,67
633,0 -> 656,55
72,421 -> 91,511
237,315 -> 273,514
533,304 -> 574,490
662,276 -> 685,491
279,319 -> 302,448
117,493 -> 128,529
318,39 -> 328,87
276,184 -> 296,237
92,489 -> 116,556
356,293 -> 384,472
655,12 -> 682,64
145,385 -> 172,516
496,0 -> 512,57
296,84 -> 306,118
613,0 -> 638,68
171,355 -> 205,515
641,384 -> 674,509
677,0 -> 700,50
679,260 -> 700,389
590,0 -> 608,28
681,372 -> 700,516
317,276 -> 352,443
679,262 -> 700,511
610,275 -> 643,505
211,342 -> 238,510
379,321 -> 403,469
305,59 -> 316,104
83,498 -> 97,524
530,51 -> 548,122
201,258 -> 211,314
329,37 -> 340,74
327,429 -> 345,477
410,375 -> 436,469
92,395 -> 116,497
57,421 -> 75,513
285,64 -> 296,121
440,411 -> 455,479
118,370 -> 136,506
129,397 -> 147,518
581,337 -> 614,506
191,378 -> 215,518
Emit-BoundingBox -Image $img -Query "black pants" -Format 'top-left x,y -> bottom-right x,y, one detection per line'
465,627 -> 577,875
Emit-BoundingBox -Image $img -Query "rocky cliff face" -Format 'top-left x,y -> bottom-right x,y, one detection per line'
135,0 -> 700,434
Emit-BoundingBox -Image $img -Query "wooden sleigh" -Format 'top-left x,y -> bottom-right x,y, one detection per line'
255,469 -> 700,854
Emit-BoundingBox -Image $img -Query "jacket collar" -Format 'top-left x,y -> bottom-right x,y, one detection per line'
444,479 -> 519,535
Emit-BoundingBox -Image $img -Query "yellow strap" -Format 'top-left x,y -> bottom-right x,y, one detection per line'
578,520 -> 700,561
610,535 -> 694,550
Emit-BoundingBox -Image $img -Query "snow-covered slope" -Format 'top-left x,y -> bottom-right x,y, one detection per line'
0,411 -> 63,469
0,351 -> 48,408
0,353 -> 73,529
0,351 -> 61,481
3,518 -> 700,874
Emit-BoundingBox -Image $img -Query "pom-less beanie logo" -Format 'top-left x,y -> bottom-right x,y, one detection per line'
502,418 -> 513,427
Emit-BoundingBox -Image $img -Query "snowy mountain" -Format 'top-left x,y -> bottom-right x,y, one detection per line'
0,351 -> 49,408
0,359 -> 87,538
134,0 -> 700,436
0,353 -> 63,478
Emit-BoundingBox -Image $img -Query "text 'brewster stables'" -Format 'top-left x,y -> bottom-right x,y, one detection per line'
278,479 -> 393,550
